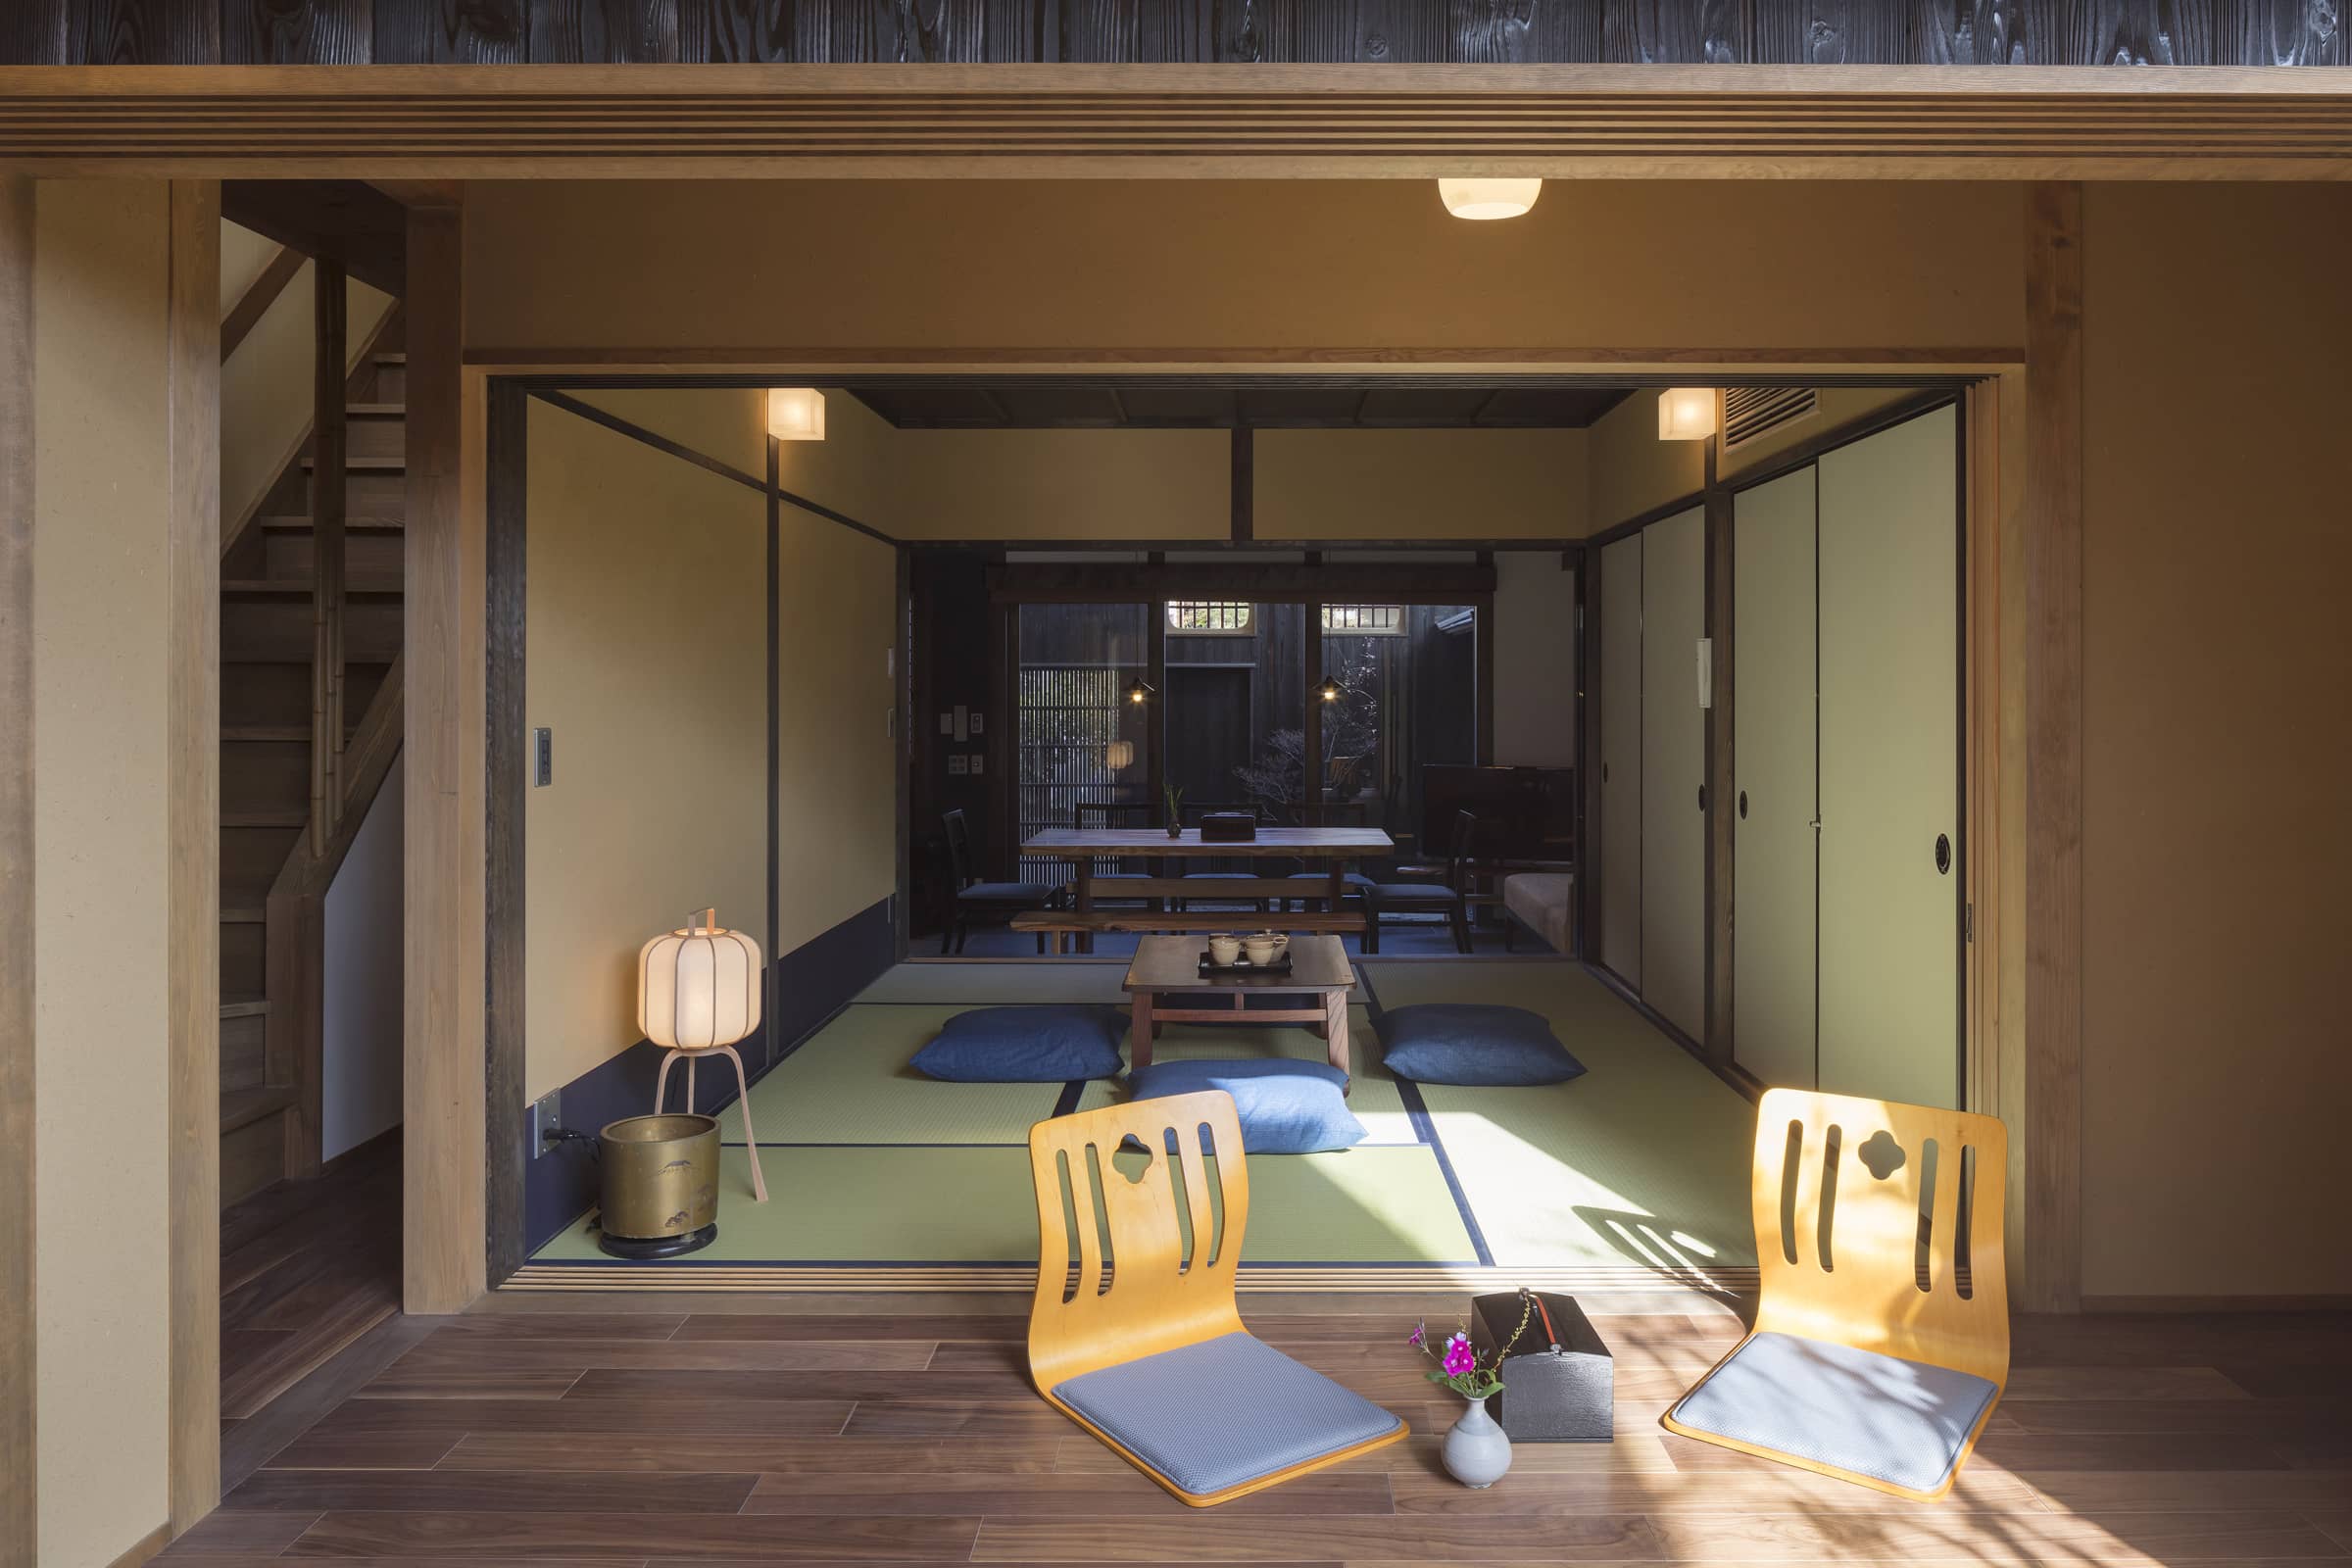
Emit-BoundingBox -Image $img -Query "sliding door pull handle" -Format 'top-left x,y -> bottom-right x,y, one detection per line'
1696,786 -> 1707,811
1935,834 -> 1952,874
1738,790 -> 1748,819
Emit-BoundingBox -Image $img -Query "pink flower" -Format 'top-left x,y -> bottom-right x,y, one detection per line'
1407,1323 -> 1426,1348
1442,1334 -> 1476,1378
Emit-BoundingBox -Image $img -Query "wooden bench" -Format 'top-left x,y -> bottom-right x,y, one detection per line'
1011,908 -> 1363,956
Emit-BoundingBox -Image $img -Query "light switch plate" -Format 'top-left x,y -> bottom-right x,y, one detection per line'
968,754 -> 984,775
968,712 -> 984,736
948,756 -> 968,775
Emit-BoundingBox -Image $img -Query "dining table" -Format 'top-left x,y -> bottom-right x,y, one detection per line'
1017,824 -> 1395,933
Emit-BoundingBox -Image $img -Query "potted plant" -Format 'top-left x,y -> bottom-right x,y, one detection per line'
1409,1298 -> 1531,1489
1162,782 -> 1185,838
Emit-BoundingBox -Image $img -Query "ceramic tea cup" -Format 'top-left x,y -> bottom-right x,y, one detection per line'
1243,934 -> 1284,965
1207,934 -> 1242,966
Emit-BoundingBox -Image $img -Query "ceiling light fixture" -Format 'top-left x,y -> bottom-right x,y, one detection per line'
1439,178 -> 1543,220
766,387 -> 827,441
1657,388 -> 1718,441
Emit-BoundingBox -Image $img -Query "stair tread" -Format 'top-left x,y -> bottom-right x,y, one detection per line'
258,515 -> 403,532
299,456 -> 405,472
374,352 -> 406,364
348,403 -> 406,416
221,812 -> 306,830
221,578 -> 404,597
220,906 -> 268,923
220,997 -> 270,1019
221,724 -> 310,743
221,1084 -> 295,1133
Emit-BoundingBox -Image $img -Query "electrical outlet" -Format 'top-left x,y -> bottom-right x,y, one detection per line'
533,727 -> 554,787
531,1089 -> 563,1156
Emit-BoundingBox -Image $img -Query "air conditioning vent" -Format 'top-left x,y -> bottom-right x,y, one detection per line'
1723,386 -> 1818,449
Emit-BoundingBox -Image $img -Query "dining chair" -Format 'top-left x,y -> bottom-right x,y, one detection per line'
942,808 -> 1062,955
1172,800 -> 1268,912
1026,1090 -> 1407,1505
1360,808 -> 1477,954
1075,800 -> 1161,910
1661,1088 -> 2010,1501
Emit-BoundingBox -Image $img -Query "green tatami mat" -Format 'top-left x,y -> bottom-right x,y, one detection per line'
855,961 -> 1127,1005
530,1144 -> 1473,1264
730,1005 -> 1067,1146
1075,1008 -> 1415,1146
1361,960 -> 1757,1276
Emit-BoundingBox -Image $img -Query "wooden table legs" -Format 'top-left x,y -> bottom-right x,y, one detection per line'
1129,992 -> 1154,1072
1123,988 -> 1353,1091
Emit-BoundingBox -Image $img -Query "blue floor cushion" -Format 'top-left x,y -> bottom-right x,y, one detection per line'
1669,1332 -> 2000,1495
909,1004 -> 1126,1082
1378,1003 -> 1586,1086
1054,1331 -> 1402,1497
1128,1058 -> 1365,1153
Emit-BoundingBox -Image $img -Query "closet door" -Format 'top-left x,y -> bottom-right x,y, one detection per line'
1597,533 -> 1643,986
1640,506 -> 1706,1042
1817,406 -> 1960,1108
1732,466 -> 1818,1090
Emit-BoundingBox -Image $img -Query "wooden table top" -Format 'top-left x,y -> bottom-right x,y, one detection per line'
1123,933 -> 1355,993
1021,826 -> 1393,858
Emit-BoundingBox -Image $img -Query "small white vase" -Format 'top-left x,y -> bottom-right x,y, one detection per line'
1442,1394 -> 1513,1489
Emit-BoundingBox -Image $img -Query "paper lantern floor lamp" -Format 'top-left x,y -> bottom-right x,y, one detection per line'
641,908 -> 769,1206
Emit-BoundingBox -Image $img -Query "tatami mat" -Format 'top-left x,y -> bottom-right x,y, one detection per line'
1361,961 -> 1758,1277
530,956 -> 1754,1289
532,1144 -> 1476,1264
726,1005 -> 1066,1146
854,961 -> 1126,1005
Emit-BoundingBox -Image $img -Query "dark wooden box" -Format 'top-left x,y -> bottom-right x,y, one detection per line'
1200,812 -> 1257,842
1469,1290 -> 1614,1442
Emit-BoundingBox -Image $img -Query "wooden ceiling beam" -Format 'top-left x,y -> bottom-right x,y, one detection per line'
6,67 -> 2350,179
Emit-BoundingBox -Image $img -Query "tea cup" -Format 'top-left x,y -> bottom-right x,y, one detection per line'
1242,934 -> 1283,965
1207,934 -> 1242,966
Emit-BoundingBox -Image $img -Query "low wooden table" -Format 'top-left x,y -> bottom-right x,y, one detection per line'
1121,934 -> 1359,1089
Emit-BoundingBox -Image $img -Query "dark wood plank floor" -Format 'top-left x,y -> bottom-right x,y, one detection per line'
164,1298 -> 2352,1564
219,1133 -> 403,1429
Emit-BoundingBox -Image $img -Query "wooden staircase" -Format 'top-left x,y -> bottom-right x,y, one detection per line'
217,314 -> 408,1207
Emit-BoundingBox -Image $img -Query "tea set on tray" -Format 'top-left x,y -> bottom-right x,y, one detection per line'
1203,930 -> 1290,970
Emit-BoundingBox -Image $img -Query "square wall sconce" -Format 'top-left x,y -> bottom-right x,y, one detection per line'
1657,388 -> 1718,441
767,387 -> 827,441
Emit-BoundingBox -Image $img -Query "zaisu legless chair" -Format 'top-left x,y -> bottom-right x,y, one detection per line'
1661,1087 -> 2010,1501
1025,1091 -> 1406,1506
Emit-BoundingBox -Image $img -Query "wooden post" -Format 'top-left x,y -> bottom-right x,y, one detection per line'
165,175 -> 222,1536
403,192 -> 487,1314
0,171 -> 36,1568
1702,448 -> 1736,1074
2022,182 -> 2085,1314
309,258 -> 347,856
1302,599 -> 1322,828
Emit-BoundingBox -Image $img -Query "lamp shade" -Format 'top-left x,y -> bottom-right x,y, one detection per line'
1439,178 -> 1542,220
766,387 -> 827,442
639,908 -> 761,1051
1104,738 -> 1137,771
1657,388 -> 1718,441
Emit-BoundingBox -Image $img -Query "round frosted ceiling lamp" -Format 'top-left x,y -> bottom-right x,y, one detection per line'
1439,178 -> 1542,220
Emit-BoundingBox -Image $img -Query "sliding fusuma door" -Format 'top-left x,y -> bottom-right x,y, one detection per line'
1732,466 -> 1819,1090
1641,507 -> 1707,1043
1597,533 -> 1643,986
1817,406 -> 1961,1107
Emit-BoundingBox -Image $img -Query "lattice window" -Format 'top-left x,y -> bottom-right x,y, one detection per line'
1166,601 -> 1254,635
1321,604 -> 1403,635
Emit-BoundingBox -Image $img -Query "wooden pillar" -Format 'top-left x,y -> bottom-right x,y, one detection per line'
403,192 -> 487,1314
1701,449 -> 1736,1074
1575,547 -> 1602,961
1302,600 -> 1323,826
165,175 -> 222,1535
309,258 -> 348,857
0,172 -> 35,1568
2022,182 -> 2085,1314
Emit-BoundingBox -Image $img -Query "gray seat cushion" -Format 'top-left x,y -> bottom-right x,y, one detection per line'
957,881 -> 1057,904
1054,1331 -> 1401,1497
1368,882 -> 1453,902
1669,1332 -> 1999,1495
